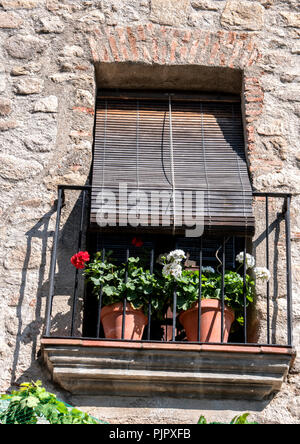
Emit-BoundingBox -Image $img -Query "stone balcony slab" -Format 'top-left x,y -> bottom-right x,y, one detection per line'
41,338 -> 295,401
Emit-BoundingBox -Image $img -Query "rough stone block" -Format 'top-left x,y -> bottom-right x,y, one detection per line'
256,118 -> 286,136
280,12 -> 300,28
49,72 -> 77,83
77,9 -> 105,26
5,34 -> 45,60
14,77 -> 44,94
0,0 -> 38,9
150,0 -> 190,26
24,133 -> 55,152
63,45 -> 84,58
10,62 -> 42,76
4,243 -> 41,270
0,74 -> 6,93
0,119 -> 18,131
191,0 -> 222,10
34,95 -> 58,113
0,11 -> 23,28
0,97 -> 12,116
0,154 -> 42,180
36,16 -> 65,33
220,0 -> 264,30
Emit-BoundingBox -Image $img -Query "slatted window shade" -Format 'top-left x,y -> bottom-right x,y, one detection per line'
91,92 -> 254,232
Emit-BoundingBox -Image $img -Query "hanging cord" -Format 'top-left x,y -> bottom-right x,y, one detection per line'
169,95 -> 176,231
215,237 -> 230,274
101,100 -> 107,190
135,99 -> 140,229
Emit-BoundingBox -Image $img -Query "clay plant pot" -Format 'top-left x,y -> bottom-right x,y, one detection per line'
178,298 -> 235,343
100,301 -> 148,340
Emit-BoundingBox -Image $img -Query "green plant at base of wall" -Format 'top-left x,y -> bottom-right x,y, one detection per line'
198,413 -> 258,424
0,381 -> 105,424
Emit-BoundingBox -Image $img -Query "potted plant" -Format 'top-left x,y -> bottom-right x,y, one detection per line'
73,252 -> 160,340
158,250 -> 270,343
176,267 -> 249,343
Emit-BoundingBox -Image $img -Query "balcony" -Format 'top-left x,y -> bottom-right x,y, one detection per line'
41,185 -> 295,401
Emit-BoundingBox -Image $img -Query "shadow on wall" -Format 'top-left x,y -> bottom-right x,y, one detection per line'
95,62 -> 243,94
252,203 -> 286,345
71,394 -> 269,424
9,188 -> 89,390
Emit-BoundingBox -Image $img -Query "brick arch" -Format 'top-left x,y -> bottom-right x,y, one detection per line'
88,24 -> 260,69
88,24 -> 264,161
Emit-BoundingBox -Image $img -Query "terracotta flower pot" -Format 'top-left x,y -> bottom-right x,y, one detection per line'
100,301 -> 148,340
178,298 -> 235,343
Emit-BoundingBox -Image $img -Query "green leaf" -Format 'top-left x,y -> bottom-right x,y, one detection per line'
125,282 -> 135,290
197,415 -> 207,424
230,413 -> 250,424
25,395 -> 40,408
90,277 -> 101,286
103,285 -> 116,296
10,395 -> 22,403
55,401 -> 69,414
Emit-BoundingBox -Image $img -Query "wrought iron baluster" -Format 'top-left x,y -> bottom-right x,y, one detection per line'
96,248 -> 105,338
71,189 -> 86,336
243,237 -> 247,343
171,239 -> 178,342
221,237 -> 225,343
45,186 -> 63,337
198,237 -> 203,342
122,247 -> 130,340
266,196 -> 270,344
147,247 -> 154,340
285,195 -> 293,346
172,284 -> 177,342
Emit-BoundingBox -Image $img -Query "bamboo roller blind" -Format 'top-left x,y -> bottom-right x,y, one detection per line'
91,91 -> 254,232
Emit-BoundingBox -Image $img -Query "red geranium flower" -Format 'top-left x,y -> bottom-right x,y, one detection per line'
71,251 -> 90,269
131,237 -> 143,248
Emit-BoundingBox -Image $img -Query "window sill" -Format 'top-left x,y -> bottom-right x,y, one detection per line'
41,338 -> 295,401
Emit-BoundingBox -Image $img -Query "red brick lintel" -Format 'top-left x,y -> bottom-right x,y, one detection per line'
89,24 -> 261,71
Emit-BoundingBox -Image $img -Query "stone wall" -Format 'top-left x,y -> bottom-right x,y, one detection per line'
0,0 -> 299,423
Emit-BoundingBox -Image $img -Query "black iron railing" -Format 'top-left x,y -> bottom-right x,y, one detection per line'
44,185 -> 293,347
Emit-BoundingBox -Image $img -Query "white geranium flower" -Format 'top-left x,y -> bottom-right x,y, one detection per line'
162,263 -> 182,279
254,267 -> 271,282
166,249 -> 186,263
236,252 -> 255,269
201,266 -> 215,273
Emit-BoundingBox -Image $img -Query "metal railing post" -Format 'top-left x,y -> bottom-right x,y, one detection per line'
147,247 -> 154,340
172,284 -> 177,342
221,238 -> 225,343
70,189 -> 86,336
243,237 -> 247,343
96,248 -> 105,338
197,237 -> 203,342
44,187 -> 63,336
285,195 -> 293,346
265,196 -> 270,344
122,247 -> 130,339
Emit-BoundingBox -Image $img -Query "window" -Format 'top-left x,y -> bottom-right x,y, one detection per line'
91,90 -> 254,234
82,89 -> 254,341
